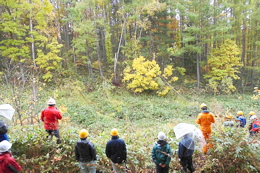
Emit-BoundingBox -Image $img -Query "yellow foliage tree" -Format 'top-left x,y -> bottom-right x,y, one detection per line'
204,39 -> 243,94
252,87 -> 260,100
123,56 -> 184,96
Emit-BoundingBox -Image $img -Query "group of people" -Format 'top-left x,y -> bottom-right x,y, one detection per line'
223,110 -> 260,136
74,103 -> 216,173
47,100 -> 260,173
75,128 -> 127,173
0,98 -> 61,173
0,98 -> 258,173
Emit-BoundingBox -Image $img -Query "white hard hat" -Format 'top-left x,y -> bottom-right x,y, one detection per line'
250,115 -> 257,120
158,132 -> 166,140
47,98 -> 56,105
0,140 -> 12,153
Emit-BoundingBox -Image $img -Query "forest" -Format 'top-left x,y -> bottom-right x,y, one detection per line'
0,0 -> 260,172
0,0 -> 260,92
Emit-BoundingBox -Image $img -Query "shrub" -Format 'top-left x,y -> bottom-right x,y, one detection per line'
202,126 -> 259,172
122,56 -> 185,96
11,125 -> 80,172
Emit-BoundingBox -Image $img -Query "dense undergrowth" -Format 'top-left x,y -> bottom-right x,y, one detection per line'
1,84 -> 260,172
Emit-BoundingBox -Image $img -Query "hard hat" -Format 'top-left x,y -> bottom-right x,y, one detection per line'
79,129 -> 88,138
250,115 -> 258,120
158,132 -> 166,140
237,111 -> 243,115
226,115 -> 232,119
110,128 -> 119,136
47,98 -> 56,105
0,140 -> 12,153
249,111 -> 255,116
200,103 -> 207,109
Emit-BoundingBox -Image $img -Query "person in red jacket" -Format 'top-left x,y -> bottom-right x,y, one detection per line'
196,103 -> 215,154
0,140 -> 22,173
41,98 -> 63,144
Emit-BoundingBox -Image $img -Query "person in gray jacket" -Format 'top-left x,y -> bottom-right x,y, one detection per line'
75,129 -> 97,173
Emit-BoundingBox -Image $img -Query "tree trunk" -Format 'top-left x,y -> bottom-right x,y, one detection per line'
114,19 -> 126,80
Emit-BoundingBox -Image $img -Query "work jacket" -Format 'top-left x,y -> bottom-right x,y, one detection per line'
0,152 -> 22,173
178,142 -> 194,159
196,110 -> 215,134
41,106 -> 62,130
105,136 -> 127,164
75,139 -> 97,162
152,140 -> 172,166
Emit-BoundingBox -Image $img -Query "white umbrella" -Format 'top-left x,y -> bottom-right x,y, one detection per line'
0,104 -> 15,120
174,123 -> 206,150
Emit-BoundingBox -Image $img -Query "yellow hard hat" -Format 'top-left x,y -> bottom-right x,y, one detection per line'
110,128 -> 119,136
249,111 -> 255,116
237,111 -> 243,115
226,115 -> 232,119
200,103 -> 207,109
79,129 -> 88,138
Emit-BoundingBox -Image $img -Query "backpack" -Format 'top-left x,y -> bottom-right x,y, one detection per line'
252,121 -> 260,132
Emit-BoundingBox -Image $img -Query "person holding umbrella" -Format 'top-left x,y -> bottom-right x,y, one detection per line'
178,133 -> 195,173
0,104 -> 15,142
0,121 -> 9,142
196,103 -> 215,154
174,123 -> 205,172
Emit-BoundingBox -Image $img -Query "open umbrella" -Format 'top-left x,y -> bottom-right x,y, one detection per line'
174,123 -> 206,150
0,104 -> 15,120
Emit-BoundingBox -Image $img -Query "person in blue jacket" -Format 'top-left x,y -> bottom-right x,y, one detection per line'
0,121 -> 8,142
105,129 -> 127,173
178,133 -> 195,173
235,111 -> 246,128
152,132 -> 172,173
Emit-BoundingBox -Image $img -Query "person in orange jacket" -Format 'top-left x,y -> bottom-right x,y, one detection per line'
196,103 -> 215,154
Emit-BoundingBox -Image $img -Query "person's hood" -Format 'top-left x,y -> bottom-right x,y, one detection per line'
202,110 -> 210,113
156,140 -> 167,147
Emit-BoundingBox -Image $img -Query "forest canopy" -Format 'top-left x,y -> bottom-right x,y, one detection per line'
0,0 -> 259,94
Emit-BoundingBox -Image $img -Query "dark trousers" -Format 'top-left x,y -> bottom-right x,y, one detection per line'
180,155 -> 195,173
155,164 -> 169,173
45,129 -> 61,144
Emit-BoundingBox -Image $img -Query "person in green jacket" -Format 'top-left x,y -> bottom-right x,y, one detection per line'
152,132 -> 172,173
